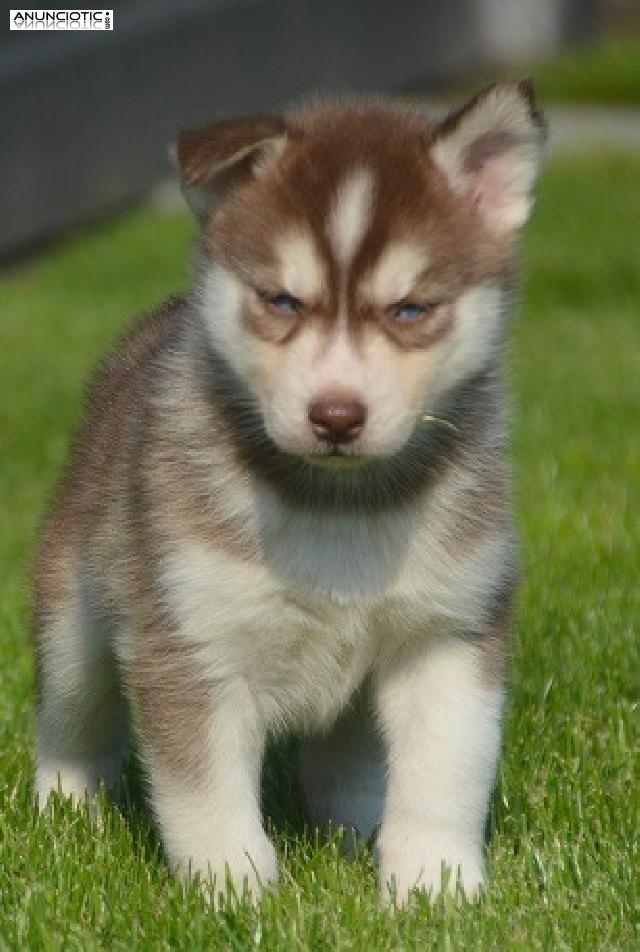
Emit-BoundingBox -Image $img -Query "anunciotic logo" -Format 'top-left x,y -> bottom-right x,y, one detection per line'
10,10 -> 113,30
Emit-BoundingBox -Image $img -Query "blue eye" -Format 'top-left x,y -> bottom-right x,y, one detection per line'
393,300 -> 425,321
268,292 -> 303,313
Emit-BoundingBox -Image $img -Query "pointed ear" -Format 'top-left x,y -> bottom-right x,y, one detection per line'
176,115 -> 289,222
430,81 -> 547,235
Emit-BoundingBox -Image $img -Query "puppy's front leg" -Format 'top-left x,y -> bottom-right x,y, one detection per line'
376,636 -> 504,904
133,662 -> 277,902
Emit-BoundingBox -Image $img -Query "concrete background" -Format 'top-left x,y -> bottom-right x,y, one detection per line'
1,0 -> 597,256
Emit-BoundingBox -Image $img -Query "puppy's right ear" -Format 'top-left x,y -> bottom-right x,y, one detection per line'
176,116 -> 289,223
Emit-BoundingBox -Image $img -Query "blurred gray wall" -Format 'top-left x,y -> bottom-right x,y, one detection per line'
1,0 -> 597,256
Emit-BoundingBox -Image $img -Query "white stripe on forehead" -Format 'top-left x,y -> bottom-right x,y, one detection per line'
276,228 -> 325,300
363,241 -> 429,305
328,167 -> 374,267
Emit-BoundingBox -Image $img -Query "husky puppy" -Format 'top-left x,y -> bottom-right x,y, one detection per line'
34,82 -> 545,904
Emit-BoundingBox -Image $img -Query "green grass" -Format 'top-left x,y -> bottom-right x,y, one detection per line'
1,154 -> 639,948
532,36 -> 640,105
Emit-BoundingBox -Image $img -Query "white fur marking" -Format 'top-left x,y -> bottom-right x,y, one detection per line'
328,167 -> 374,266
429,283 -> 503,395
276,228 -> 325,301
365,242 -> 429,305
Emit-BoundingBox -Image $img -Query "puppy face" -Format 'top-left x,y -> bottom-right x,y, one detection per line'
180,86 -> 545,463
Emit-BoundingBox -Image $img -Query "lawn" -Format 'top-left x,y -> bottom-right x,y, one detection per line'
1,154 -> 638,949
532,36 -> 640,106
433,36 -> 640,108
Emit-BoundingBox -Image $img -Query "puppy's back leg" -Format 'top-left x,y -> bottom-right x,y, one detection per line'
34,555 -> 127,806
299,686 -> 385,852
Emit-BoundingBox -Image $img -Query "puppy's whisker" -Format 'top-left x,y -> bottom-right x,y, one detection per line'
418,413 -> 459,432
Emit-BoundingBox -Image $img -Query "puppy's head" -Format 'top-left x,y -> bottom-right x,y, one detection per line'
178,83 -> 545,464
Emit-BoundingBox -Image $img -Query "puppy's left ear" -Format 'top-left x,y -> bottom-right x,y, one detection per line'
430,80 -> 547,235
176,115 -> 289,223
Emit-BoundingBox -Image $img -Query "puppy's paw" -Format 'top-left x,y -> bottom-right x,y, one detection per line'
378,823 -> 483,906
35,754 -> 123,809
175,833 -> 278,906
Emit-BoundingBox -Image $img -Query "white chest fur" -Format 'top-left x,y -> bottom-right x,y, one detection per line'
160,540 -> 374,731
160,474 -> 510,733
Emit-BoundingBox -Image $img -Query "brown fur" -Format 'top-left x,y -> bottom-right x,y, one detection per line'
201,101 -> 512,353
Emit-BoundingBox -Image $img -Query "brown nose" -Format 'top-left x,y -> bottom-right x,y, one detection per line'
308,395 -> 367,444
